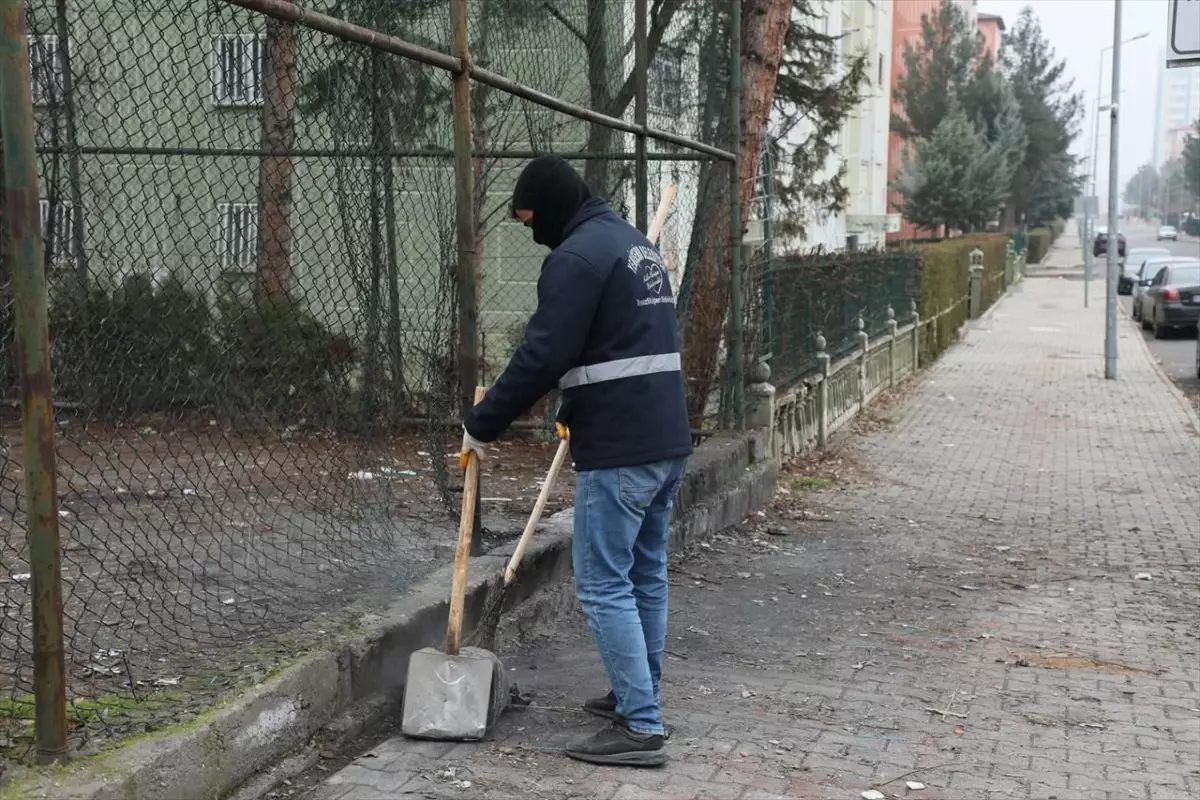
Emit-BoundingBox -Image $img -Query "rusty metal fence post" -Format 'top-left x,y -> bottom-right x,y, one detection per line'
0,0 -> 69,762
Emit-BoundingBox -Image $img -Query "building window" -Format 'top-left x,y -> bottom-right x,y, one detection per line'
649,47 -> 684,117
213,34 -> 265,107
219,202 -> 258,269
29,34 -> 61,107
39,198 -> 75,265
878,54 -> 884,86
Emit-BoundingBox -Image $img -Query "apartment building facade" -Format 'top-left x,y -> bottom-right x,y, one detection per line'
23,1 -> 698,384
769,0 -> 894,252
1153,58 -> 1200,167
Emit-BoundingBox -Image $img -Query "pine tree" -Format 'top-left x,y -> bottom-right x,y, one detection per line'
893,104 -> 980,234
770,1 -> 870,240
891,0 -> 979,140
1001,7 -> 1083,226
892,0 -> 1024,231
1183,119 -> 1200,199
1123,164 -> 1161,218
1160,156 -> 1196,219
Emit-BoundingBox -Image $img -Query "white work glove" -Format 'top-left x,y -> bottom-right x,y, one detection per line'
459,427 -> 488,469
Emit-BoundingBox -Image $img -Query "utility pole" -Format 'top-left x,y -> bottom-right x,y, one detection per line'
1104,0 -> 1122,380
0,0 -> 68,762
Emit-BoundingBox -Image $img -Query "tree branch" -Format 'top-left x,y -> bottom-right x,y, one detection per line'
610,0 -> 688,116
542,2 -> 587,45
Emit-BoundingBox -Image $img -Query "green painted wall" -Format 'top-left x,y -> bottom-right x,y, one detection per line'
26,0 -> 626,389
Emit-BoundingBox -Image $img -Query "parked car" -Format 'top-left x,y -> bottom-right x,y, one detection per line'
1139,261 -> 1200,339
1131,257 -> 1196,322
1093,230 -> 1127,258
1120,248 -> 1171,294
1157,225 -> 1178,241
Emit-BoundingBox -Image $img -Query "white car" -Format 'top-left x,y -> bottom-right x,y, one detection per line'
1158,225 -> 1178,241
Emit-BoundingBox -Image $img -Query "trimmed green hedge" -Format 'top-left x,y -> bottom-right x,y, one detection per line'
1025,228 -> 1052,265
909,234 -> 1009,361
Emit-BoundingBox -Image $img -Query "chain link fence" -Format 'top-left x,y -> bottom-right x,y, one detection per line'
755,250 -> 919,390
1,0 -> 737,761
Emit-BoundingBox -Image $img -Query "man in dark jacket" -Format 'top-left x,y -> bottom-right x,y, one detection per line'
462,155 -> 692,767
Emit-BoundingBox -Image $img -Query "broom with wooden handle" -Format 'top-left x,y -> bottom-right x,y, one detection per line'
468,188 -> 677,651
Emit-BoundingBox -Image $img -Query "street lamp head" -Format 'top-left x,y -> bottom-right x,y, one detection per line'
1101,32 -> 1150,52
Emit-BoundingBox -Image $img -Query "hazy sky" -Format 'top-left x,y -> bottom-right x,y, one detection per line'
978,0 -> 1182,204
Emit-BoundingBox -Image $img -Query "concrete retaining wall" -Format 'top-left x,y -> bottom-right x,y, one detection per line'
6,431 -> 775,800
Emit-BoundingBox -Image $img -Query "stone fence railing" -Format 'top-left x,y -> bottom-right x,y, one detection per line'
749,242 -> 1026,463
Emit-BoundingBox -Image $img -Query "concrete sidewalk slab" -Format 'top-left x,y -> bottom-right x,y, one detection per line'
313,275 -> 1200,800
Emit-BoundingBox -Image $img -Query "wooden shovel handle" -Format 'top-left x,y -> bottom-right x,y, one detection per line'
648,183 -> 676,246
445,386 -> 487,656
502,429 -> 570,585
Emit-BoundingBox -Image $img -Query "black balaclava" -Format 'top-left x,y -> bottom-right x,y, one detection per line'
511,155 -> 593,249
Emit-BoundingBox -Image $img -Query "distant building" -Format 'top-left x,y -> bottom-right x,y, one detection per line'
840,0 -> 895,250
766,0 -> 894,252
1165,126 -> 1193,162
21,0 -> 694,386
1152,55 -> 1200,167
976,12 -> 1004,60
887,0 -> 978,240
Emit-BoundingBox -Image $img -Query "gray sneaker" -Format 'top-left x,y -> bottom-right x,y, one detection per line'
582,690 -> 621,721
564,722 -> 666,767
582,690 -> 672,740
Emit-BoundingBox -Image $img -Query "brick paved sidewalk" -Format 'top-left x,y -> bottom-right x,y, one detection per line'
310,270 -> 1200,800
1034,221 -> 1085,271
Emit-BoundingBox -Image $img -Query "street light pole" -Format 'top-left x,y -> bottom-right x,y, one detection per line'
1091,73 -> 1104,198
1090,31 -> 1148,199
1104,0 -> 1122,381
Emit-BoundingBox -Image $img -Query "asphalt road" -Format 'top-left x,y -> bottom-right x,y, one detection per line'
1118,231 -> 1200,405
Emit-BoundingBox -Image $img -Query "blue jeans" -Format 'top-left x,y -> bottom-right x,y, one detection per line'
572,457 -> 688,736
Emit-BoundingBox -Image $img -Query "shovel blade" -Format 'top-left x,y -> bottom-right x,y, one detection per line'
401,646 -> 497,740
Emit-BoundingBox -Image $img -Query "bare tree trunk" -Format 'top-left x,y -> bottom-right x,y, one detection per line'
582,0 -> 614,195
53,0 -> 87,300
550,0 -> 686,199
737,0 -> 789,211
359,52 -> 387,426
679,0 -> 791,425
257,8 -> 298,297
1,147 -> 11,399
0,149 -> 8,288
382,115 -> 404,416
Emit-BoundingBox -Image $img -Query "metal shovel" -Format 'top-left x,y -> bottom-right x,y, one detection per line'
401,387 -> 505,740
